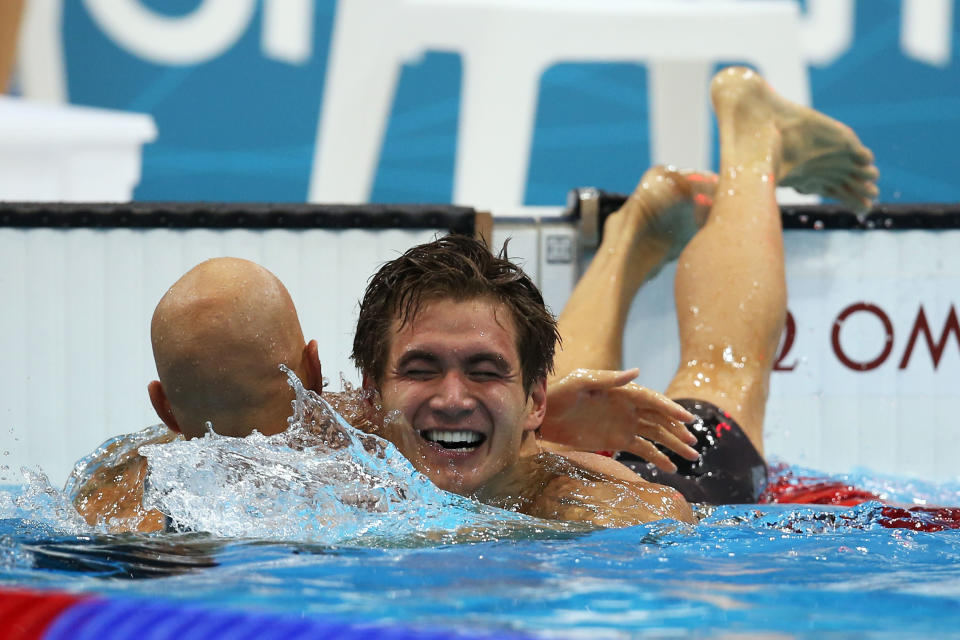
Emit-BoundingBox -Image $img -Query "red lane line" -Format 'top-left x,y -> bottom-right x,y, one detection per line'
0,588 -> 90,640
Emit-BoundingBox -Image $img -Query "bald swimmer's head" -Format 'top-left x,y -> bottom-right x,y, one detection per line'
148,257 -> 322,439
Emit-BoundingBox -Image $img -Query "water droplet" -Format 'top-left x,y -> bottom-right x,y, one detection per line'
813,220 -> 824,230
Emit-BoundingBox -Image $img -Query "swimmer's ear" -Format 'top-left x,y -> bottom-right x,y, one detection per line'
303,339 -> 324,395
522,377 -> 547,432
361,373 -> 378,406
148,380 -> 182,434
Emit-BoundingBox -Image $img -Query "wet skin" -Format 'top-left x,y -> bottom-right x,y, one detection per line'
369,297 -> 546,496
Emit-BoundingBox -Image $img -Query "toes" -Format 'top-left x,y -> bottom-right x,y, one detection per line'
850,143 -> 875,166
849,163 -> 879,182
844,176 -> 879,202
825,182 -> 872,213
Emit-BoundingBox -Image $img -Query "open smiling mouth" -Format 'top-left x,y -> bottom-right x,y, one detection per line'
419,430 -> 487,451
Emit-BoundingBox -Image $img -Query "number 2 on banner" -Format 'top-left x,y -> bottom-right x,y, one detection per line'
774,311 -> 797,372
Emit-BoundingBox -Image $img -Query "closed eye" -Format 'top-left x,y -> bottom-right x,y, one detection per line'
395,351 -> 441,379
402,367 -> 439,379
469,369 -> 504,381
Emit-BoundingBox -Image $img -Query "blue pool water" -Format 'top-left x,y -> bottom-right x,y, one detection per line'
2,377 -> 960,637
4,499 -> 960,637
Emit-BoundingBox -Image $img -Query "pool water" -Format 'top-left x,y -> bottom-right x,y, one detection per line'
4,499 -> 960,638
2,376 -> 960,637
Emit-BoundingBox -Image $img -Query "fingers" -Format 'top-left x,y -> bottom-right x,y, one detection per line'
607,385 -> 698,451
618,422 -> 699,473
626,437 -> 679,474
662,415 -> 699,448
567,368 -> 639,391
603,368 -> 640,388
607,395 -> 699,461
614,383 -> 695,424
631,414 -> 700,460
632,406 -> 697,447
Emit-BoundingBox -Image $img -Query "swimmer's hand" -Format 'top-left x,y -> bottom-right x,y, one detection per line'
541,368 -> 700,473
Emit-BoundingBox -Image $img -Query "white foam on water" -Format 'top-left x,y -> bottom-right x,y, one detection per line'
0,467 -> 91,536
137,367 -> 555,544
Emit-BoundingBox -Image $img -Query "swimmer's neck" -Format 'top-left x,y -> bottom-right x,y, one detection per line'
469,436 -> 565,511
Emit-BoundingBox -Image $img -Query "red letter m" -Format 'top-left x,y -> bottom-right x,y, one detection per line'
898,305 -> 960,370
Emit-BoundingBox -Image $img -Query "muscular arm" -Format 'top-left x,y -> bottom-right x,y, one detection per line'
528,447 -> 696,526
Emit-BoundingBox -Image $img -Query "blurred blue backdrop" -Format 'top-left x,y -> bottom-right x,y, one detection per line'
56,0 -> 960,204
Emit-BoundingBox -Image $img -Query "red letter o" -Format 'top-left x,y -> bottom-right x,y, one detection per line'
831,303 -> 894,371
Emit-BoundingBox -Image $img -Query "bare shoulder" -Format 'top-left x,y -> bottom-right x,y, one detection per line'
526,448 -> 695,526
557,449 -> 660,483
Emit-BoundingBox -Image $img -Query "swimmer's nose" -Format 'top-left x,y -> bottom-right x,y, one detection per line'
429,371 -> 477,417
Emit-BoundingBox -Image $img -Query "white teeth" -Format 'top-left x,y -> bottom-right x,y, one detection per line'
421,430 -> 484,449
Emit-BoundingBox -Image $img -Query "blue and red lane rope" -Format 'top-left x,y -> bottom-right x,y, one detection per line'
0,587 -> 529,640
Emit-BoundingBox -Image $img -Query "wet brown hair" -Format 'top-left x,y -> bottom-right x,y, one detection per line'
352,234 -> 559,394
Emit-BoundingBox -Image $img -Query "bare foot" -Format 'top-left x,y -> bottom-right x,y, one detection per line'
710,67 -> 879,213
606,165 -> 717,281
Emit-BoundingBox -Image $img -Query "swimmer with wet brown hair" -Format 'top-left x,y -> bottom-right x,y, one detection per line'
351,66 -> 877,526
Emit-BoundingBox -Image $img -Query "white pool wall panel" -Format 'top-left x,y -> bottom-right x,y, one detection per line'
493,216 -> 578,320
0,226 -> 441,488
2,220 -> 957,488
624,229 -> 960,484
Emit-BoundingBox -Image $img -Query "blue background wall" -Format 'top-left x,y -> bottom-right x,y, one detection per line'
58,0 -> 960,205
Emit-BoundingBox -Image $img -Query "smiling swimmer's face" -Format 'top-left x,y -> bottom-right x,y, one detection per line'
372,297 -> 546,495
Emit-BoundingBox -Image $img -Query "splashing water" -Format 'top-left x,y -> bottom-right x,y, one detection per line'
8,366 -> 572,545
3,366 -> 959,551
1,468 -> 90,536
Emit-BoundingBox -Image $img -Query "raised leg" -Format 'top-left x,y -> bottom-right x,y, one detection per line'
552,166 -> 715,379
664,67 -> 877,453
